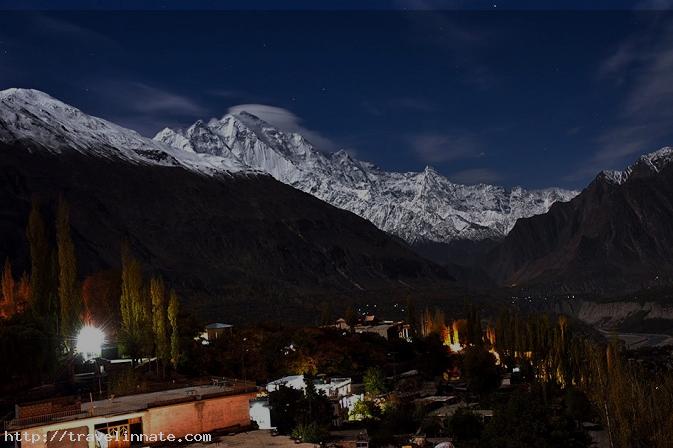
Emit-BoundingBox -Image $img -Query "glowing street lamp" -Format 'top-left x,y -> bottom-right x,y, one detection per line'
75,325 -> 106,361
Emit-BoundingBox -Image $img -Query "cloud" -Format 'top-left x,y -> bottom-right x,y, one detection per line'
91,80 -> 208,136
588,16 -> 673,173
31,15 -> 119,49
227,104 -> 338,151
449,168 -> 502,185
410,132 -> 484,163
122,82 -> 207,116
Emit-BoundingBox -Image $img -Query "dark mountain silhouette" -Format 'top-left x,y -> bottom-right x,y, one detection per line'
0,145 -> 453,320
485,148 -> 673,294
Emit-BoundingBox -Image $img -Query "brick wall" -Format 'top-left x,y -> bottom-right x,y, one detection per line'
142,392 -> 255,439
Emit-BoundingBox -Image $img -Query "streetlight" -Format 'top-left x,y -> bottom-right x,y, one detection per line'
75,325 -> 106,361
75,325 -> 106,398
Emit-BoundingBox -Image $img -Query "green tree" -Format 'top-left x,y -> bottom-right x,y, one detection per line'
119,243 -> 151,362
168,288 -> 181,369
349,399 -> 379,421
269,385 -> 305,434
364,366 -> 387,396
291,422 -> 329,443
299,376 -> 332,427
26,198 -> 51,316
56,197 -> 80,345
150,276 -> 169,375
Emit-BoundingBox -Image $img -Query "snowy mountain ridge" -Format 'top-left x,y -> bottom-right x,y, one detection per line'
0,88 -> 579,245
600,146 -> 673,185
155,109 -> 580,244
0,88 -> 252,175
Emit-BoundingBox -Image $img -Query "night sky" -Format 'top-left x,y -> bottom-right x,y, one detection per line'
1,1 -> 673,189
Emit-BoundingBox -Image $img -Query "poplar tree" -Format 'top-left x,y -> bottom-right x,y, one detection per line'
150,275 -> 169,374
26,198 -> 50,316
167,289 -> 180,369
119,243 -> 150,363
1,258 -> 15,316
56,197 -> 80,343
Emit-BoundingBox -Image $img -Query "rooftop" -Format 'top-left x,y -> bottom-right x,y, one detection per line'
8,382 -> 256,430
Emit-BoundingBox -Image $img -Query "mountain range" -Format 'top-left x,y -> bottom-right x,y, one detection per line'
0,88 -> 453,321
486,146 -> 673,294
2,87 -> 673,300
154,113 -> 578,244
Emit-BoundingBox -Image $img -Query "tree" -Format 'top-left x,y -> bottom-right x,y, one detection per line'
349,399 -> 379,421
319,301 -> 332,326
448,407 -> 483,443
345,305 -> 357,331
119,244 -> 151,362
168,288 -> 181,369
82,270 -> 121,327
26,198 -> 51,316
1,258 -> 15,316
462,346 -> 499,396
269,385 -> 305,434
16,272 -> 30,313
299,376 -> 332,427
480,390 -> 589,448
291,422 -> 329,444
364,366 -> 387,396
150,276 -> 169,374
56,197 -> 80,344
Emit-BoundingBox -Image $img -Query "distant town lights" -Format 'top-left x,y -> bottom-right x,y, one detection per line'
75,325 -> 105,360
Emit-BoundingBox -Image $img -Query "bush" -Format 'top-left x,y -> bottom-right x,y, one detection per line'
291,422 -> 329,443
448,407 -> 483,442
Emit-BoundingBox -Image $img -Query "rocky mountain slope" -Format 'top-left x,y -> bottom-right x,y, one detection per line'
486,147 -> 673,293
155,112 -> 578,245
0,89 -> 453,320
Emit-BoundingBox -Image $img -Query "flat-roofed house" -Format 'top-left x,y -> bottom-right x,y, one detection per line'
4,383 -> 256,448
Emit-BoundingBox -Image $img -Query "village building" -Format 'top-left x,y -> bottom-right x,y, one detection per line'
3,383 -> 256,448
264,375 -> 363,428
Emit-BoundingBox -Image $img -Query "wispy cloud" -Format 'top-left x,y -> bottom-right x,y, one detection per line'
449,168 -> 502,185
92,80 -> 208,136
410,131 -> 484,163
122,82 -> 206,116
227,104 -> 338,151
31,15 -> 119,49
583,15 -> 673,176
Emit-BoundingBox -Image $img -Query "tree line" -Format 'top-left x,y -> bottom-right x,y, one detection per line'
0,196 -> 183,386
436,305 -> 673,448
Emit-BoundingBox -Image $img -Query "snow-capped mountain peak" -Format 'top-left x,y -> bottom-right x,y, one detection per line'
0,88 -> 251,174
0,88 -> 579,245
155,109 -> 579,244
600,146 -> 673,185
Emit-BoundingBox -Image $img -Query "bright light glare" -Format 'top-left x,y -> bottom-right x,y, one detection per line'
76,325 -> 105,360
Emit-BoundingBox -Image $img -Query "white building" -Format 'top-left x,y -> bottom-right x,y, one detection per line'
249,398 -> 272,429
265,375 -> 362,427
266,375 -> 352,398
